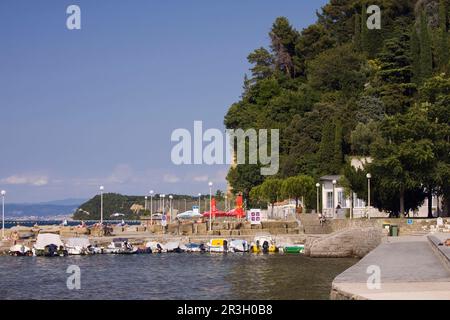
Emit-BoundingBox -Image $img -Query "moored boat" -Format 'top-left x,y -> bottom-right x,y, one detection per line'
146,241 -> 166,253
33,233 -> 68,257
251,235 -> 278,253
9,244 -> 32,256
184,243 -> 206,253
165,241 -> 185,253
283,245 -> 305,254
105,238 -> 137,254
229,239 -> 249,252
208,238 -> 229,253
65,237 -> 91,255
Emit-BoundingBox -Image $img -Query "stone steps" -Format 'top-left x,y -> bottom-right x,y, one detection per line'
299,214 -> 333,234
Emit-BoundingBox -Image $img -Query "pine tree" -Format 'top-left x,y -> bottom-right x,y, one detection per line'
438,0 -> 449,71
420,10 -> 433,79
410,25 -> 421,84
354,13 -> 362,51
332,120 -> 343,174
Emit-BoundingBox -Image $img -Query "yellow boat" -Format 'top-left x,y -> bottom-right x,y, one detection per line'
250,245 -> 261,253
208,239 -> 228,253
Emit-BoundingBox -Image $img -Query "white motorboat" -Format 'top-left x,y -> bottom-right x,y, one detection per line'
165,241 -> 185,253
105,238 -> 137,254
145,241 -> 166,253
208,239 -> 229,253
65,237 -> 91,255
33,233 -> 68,257
9,244 -> 32,256
229,239 -> 249,252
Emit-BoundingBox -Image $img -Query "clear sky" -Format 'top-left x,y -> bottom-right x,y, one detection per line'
0,0 -> 328,203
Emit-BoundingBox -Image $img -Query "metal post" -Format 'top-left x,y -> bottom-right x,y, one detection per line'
1,191 -> 5,240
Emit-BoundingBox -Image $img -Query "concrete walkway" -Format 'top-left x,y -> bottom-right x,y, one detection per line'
331,235 -> 450,300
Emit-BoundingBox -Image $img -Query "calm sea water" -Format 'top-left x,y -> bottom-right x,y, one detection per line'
3,220 -> 140,229
0,254 -> 356,300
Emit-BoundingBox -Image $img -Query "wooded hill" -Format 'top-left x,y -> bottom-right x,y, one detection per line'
225,0 -> 450,217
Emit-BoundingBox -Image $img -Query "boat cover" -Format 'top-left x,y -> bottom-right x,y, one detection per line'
65,237 -> 90,248
34,233 -> 64,250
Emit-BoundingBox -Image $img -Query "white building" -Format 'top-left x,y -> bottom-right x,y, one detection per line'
319,174 -> 439,219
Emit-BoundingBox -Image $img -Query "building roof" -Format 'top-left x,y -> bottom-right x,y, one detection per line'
320,175 -> 342,182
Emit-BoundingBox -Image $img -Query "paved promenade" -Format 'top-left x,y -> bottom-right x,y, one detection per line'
331,235 -> 450,299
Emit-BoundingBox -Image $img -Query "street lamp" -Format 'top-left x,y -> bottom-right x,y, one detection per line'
208,182 -> 213,231
169,195 -> 173,223
99,186 -> 104,225
315,183 -> 320,215
161,194 -> 166,216
198,193 -> 201,212
1,190 -> 6,240
366,173 -> 372,219
149,190 -> 154,225
144,196 -> 148,211
332,180 -> 337,218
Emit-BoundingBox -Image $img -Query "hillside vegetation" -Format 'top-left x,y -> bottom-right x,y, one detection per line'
225,0 -> 450,217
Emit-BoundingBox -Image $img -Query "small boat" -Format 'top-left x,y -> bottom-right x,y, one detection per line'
283,245 -> 305,254
229,239 -> 249,252
33,233 -> 68,257
251,235 -> 278,253
135,246 -> 152,254
184,243 -> 206,253
65,237 -> 91,255
9,244 -> 32,256
165,241 -> 185,253
145,241 -> 166,253
208,239 -> 229,253
105,238 -> 137,254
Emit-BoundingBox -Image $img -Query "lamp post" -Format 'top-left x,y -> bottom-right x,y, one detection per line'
198,193 -> 201,212
161,194 -> 166,216
315,183 -> 320,215
144,196 -> 148,211
208,181 -> 213,231
332,180 -> 337,218
1,190 -> 5,240
169,195 -> 173,223
99,186 -> 104,225
159,194 -> 162,212
149,190 -> 154,225
366,173 -> 372,219
225,194 -> 228,212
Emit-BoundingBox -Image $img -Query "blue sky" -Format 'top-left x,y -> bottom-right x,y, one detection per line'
0,0 -> 328,203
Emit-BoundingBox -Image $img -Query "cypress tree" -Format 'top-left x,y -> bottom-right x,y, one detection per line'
332,120 -> 343,174
420,10 -> 433,79
318,121 -> 336,174
410,25 -> 421,84
354,13 -> 362,51
438,0 -> 449,71
361,4 -> 369,53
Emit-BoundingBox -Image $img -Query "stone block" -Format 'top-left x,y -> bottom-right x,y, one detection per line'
195,223 -> 207,235
179,223 -> 193,235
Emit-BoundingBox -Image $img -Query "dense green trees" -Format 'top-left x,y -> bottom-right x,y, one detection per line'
225,0 -> 450,216
281,175 -> 315,209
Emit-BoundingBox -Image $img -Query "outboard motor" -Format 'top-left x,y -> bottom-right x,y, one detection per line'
199,243 -> 206,252
223,240 -> 228,252
44,244 -> 58,257
156,243 -> 163,253
262,241 -> 269,253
